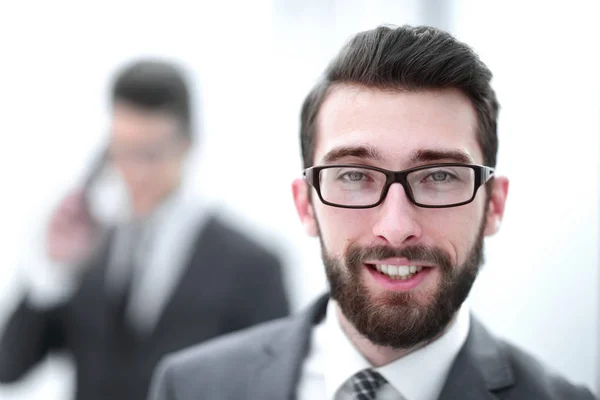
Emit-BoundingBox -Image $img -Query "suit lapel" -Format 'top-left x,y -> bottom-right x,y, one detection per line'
247,299 -> 516,400
251,295 -> 329,400
438,316 -> 515,400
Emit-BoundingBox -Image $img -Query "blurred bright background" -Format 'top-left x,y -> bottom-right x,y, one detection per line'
0,0 -> 598,398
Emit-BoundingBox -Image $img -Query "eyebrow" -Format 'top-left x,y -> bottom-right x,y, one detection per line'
321,145 -> 384,164
321,145 -> 474,165
410,149 -> 474,164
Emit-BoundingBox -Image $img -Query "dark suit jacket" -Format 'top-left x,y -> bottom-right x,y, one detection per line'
150,294 -> 596,400
0,216 -> 290,400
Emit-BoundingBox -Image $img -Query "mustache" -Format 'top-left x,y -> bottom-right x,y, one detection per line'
345,244 -> 453,270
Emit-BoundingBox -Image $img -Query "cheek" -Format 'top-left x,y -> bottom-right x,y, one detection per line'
424,203 -> 485,264
315,206 -> 372,256
159,159 -> 180,178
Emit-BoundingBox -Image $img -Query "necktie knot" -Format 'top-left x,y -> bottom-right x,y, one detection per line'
350,369 -> 388,400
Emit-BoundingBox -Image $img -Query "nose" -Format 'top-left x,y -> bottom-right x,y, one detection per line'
371,183 -> 422,247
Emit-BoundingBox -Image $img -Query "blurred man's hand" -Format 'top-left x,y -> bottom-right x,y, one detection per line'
47,189 -> 100,265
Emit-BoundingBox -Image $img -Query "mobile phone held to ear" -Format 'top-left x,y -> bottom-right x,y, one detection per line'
46,147 -> 110,265
82,146 -> 109,206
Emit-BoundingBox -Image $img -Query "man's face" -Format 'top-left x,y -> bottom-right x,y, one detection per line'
108,102 -> 189,218
292,85 -> 508,348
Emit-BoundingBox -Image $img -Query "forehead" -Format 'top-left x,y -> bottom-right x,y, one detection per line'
314,85 -> 482,166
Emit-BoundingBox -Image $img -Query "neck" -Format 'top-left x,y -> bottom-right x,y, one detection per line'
335,304 -> 457,367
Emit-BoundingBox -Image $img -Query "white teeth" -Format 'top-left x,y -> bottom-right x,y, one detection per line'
374,264 -> 423,279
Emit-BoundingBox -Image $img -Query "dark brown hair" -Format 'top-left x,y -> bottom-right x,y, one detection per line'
111,59 -> 193,140
300,25 -> 499,168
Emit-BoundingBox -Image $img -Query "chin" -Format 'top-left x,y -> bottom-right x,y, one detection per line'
368,287 -> 435,310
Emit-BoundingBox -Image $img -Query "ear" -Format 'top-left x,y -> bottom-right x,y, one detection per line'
292,178 -> 318,237
484,176 -> 509,236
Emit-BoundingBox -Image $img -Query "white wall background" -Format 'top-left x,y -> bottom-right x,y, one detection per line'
0,0 -> 597,398
452,0 -> 600,395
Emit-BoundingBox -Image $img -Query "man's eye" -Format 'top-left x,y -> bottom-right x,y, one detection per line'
431,171 -> 449,181
341,171 -> 367,181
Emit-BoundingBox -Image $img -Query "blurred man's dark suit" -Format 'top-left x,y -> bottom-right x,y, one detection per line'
0,193 -> 289,400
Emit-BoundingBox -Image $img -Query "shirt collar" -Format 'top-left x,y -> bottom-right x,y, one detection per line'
323,299 -> 470,400
323,299 -> 372,399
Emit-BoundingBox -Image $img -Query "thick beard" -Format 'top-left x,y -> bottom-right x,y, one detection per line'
321,223 -> 485,350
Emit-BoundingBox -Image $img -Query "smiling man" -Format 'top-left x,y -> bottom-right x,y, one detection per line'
149,25 -> 596,400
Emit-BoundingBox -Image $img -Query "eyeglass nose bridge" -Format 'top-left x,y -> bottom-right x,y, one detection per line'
378,170 -> 417,206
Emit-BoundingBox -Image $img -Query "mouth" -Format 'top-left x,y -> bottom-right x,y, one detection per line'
371,264 -> 423,280
364,262 -> 433,291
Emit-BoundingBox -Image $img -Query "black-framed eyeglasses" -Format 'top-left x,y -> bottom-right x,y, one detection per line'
303,163 -> 495,209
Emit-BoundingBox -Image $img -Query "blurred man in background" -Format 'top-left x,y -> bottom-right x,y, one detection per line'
0,60 -> 289,400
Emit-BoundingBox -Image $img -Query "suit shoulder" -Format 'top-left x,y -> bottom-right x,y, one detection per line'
161,315 -> 292,374
501,341 -> 596,399
151,314 -> 302,399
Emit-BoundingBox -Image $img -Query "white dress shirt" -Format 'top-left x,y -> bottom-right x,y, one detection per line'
297,298 -> 470,400
21,187 -> 209,335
